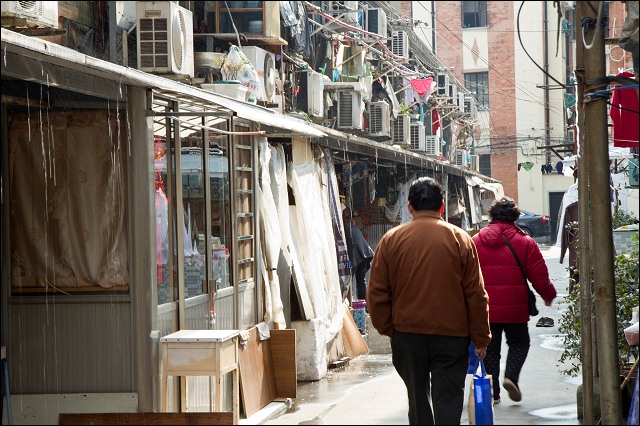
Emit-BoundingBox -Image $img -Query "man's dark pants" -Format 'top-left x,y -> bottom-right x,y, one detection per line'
392,331 -> 469,425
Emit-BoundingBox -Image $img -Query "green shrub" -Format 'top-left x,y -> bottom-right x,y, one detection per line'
557,232 -> 639,377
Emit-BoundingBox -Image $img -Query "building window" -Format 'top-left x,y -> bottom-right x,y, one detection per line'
464,72 -> 489,110
479,154 -> 492,177
462,1 -> 487,28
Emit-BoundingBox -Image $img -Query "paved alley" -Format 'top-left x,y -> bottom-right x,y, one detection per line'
265,244 -> 583,425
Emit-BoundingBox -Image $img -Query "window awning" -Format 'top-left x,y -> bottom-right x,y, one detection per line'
465,175 -> 503,199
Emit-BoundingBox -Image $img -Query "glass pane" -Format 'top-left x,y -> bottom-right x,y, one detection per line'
206,118 -> 232,290
180,126 -> 207,299
219,11 -> 264,34
154,132 -> 178,305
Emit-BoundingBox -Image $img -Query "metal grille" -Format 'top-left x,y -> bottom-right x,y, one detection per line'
139,17 -> 169,70
338,91 -> 353,128
392,31 -> 407,58
393,115 -> 407,144
424,136 -> 440,156
410,124 -> 421,150
369,104 -> 383,134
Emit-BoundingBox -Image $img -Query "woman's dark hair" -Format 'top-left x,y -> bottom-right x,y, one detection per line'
408,177 -> 443,211
489,197 -> 521,222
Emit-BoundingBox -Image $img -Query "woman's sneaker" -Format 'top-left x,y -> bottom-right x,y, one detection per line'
503,377 -> 522,402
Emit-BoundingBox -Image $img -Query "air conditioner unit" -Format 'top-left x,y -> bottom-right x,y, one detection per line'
392,114 -> 410,145
296,69 -> 325,118
1,1 -> 58,28
458,92 -> 466,112
464,96 -> 478,118
392,30 -> 409,60
136,1 -> 194,78
424,135 -> 442,156
437,73 -> 449,96
470,155 -> 480,172
367,8 -> 387,37
241,46 -> 277,103
455,149 -> 468,166
323,1 -> 359,26
410,123 -> 426,151
369,101 -> 391,137
447,84 -> 458,105
337,91 -> 364,130
423,111 -> 433,136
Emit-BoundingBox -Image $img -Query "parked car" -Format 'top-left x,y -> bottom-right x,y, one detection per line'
516,211 -> 551,237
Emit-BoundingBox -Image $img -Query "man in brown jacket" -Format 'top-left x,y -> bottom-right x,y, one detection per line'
367,177 -> 491,425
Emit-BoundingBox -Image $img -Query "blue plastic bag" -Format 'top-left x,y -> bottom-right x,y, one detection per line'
628,374 -> 638,426
472,359 -> 494,425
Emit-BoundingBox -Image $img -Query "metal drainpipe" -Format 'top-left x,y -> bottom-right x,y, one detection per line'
431,0 -> 436,53
544,2 -> 551,165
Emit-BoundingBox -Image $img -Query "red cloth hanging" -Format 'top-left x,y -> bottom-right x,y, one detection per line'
432,108 -> 441,135
609,71 -> 639,148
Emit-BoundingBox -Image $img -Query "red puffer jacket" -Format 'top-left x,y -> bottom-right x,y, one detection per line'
472,221 -> 557,323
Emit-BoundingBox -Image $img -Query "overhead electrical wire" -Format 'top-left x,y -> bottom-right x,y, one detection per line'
414,2 -> 568,121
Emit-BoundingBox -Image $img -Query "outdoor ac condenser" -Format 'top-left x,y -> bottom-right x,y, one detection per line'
1,1 -> 58,28
424,136 -> 442,156
392,30 -> 409,60
296,69 -> 325,118
367,8 -> 387,37
337,90 -> 364,130
410,123 -> 426,151
136,1 -> 194,78
456,149 -> 468,166
241,46 -> 277,103
392,114 -> 410,145
368,101 -> 390,137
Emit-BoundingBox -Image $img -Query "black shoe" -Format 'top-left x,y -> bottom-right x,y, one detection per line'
543,317 -> 554,327
535,317 -> 547,327
503,377 -> 522,402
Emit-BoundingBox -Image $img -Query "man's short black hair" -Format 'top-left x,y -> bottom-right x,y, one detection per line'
489,197 -> 521,222
408,177 -> 443,211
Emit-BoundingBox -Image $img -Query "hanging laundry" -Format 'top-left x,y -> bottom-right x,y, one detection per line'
432,108 -> 441,135
609,71 -> 639,148
410,77 -> 436,104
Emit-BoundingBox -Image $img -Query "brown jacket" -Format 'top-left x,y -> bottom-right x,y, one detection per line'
366,210 -> 491,349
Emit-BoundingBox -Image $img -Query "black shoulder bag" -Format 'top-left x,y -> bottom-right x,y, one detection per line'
503,234 -> 539,317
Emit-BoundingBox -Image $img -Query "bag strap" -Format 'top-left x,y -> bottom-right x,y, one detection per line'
474,358 -> 487,378
502,234 -> 531,290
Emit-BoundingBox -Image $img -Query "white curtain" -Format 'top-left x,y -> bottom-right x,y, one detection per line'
288,159 -> 343,341
9,110 -> 128,290
258,138 -> 286,328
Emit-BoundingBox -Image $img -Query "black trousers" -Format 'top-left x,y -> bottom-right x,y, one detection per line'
391,331 -> 469,425
483,323 -> 530,399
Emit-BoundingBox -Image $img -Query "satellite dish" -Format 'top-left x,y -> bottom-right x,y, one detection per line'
264,53 -> 276,101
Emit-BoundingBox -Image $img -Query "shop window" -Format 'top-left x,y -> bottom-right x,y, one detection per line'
462,1 -> 487,28
154,116 -> 232,306
464,72 -> 489,110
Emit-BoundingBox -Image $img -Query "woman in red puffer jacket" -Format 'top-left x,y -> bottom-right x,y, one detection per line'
472,197 -> 557,405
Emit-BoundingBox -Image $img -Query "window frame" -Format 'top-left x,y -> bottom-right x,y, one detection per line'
462,1 -> 488,28
464,72 -> 490,111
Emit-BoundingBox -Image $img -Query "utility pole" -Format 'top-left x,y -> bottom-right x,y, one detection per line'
582,1 -> 623,424
574,2 -> 594,424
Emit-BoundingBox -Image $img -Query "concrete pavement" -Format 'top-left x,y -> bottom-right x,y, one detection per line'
264,244 -> 583,425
